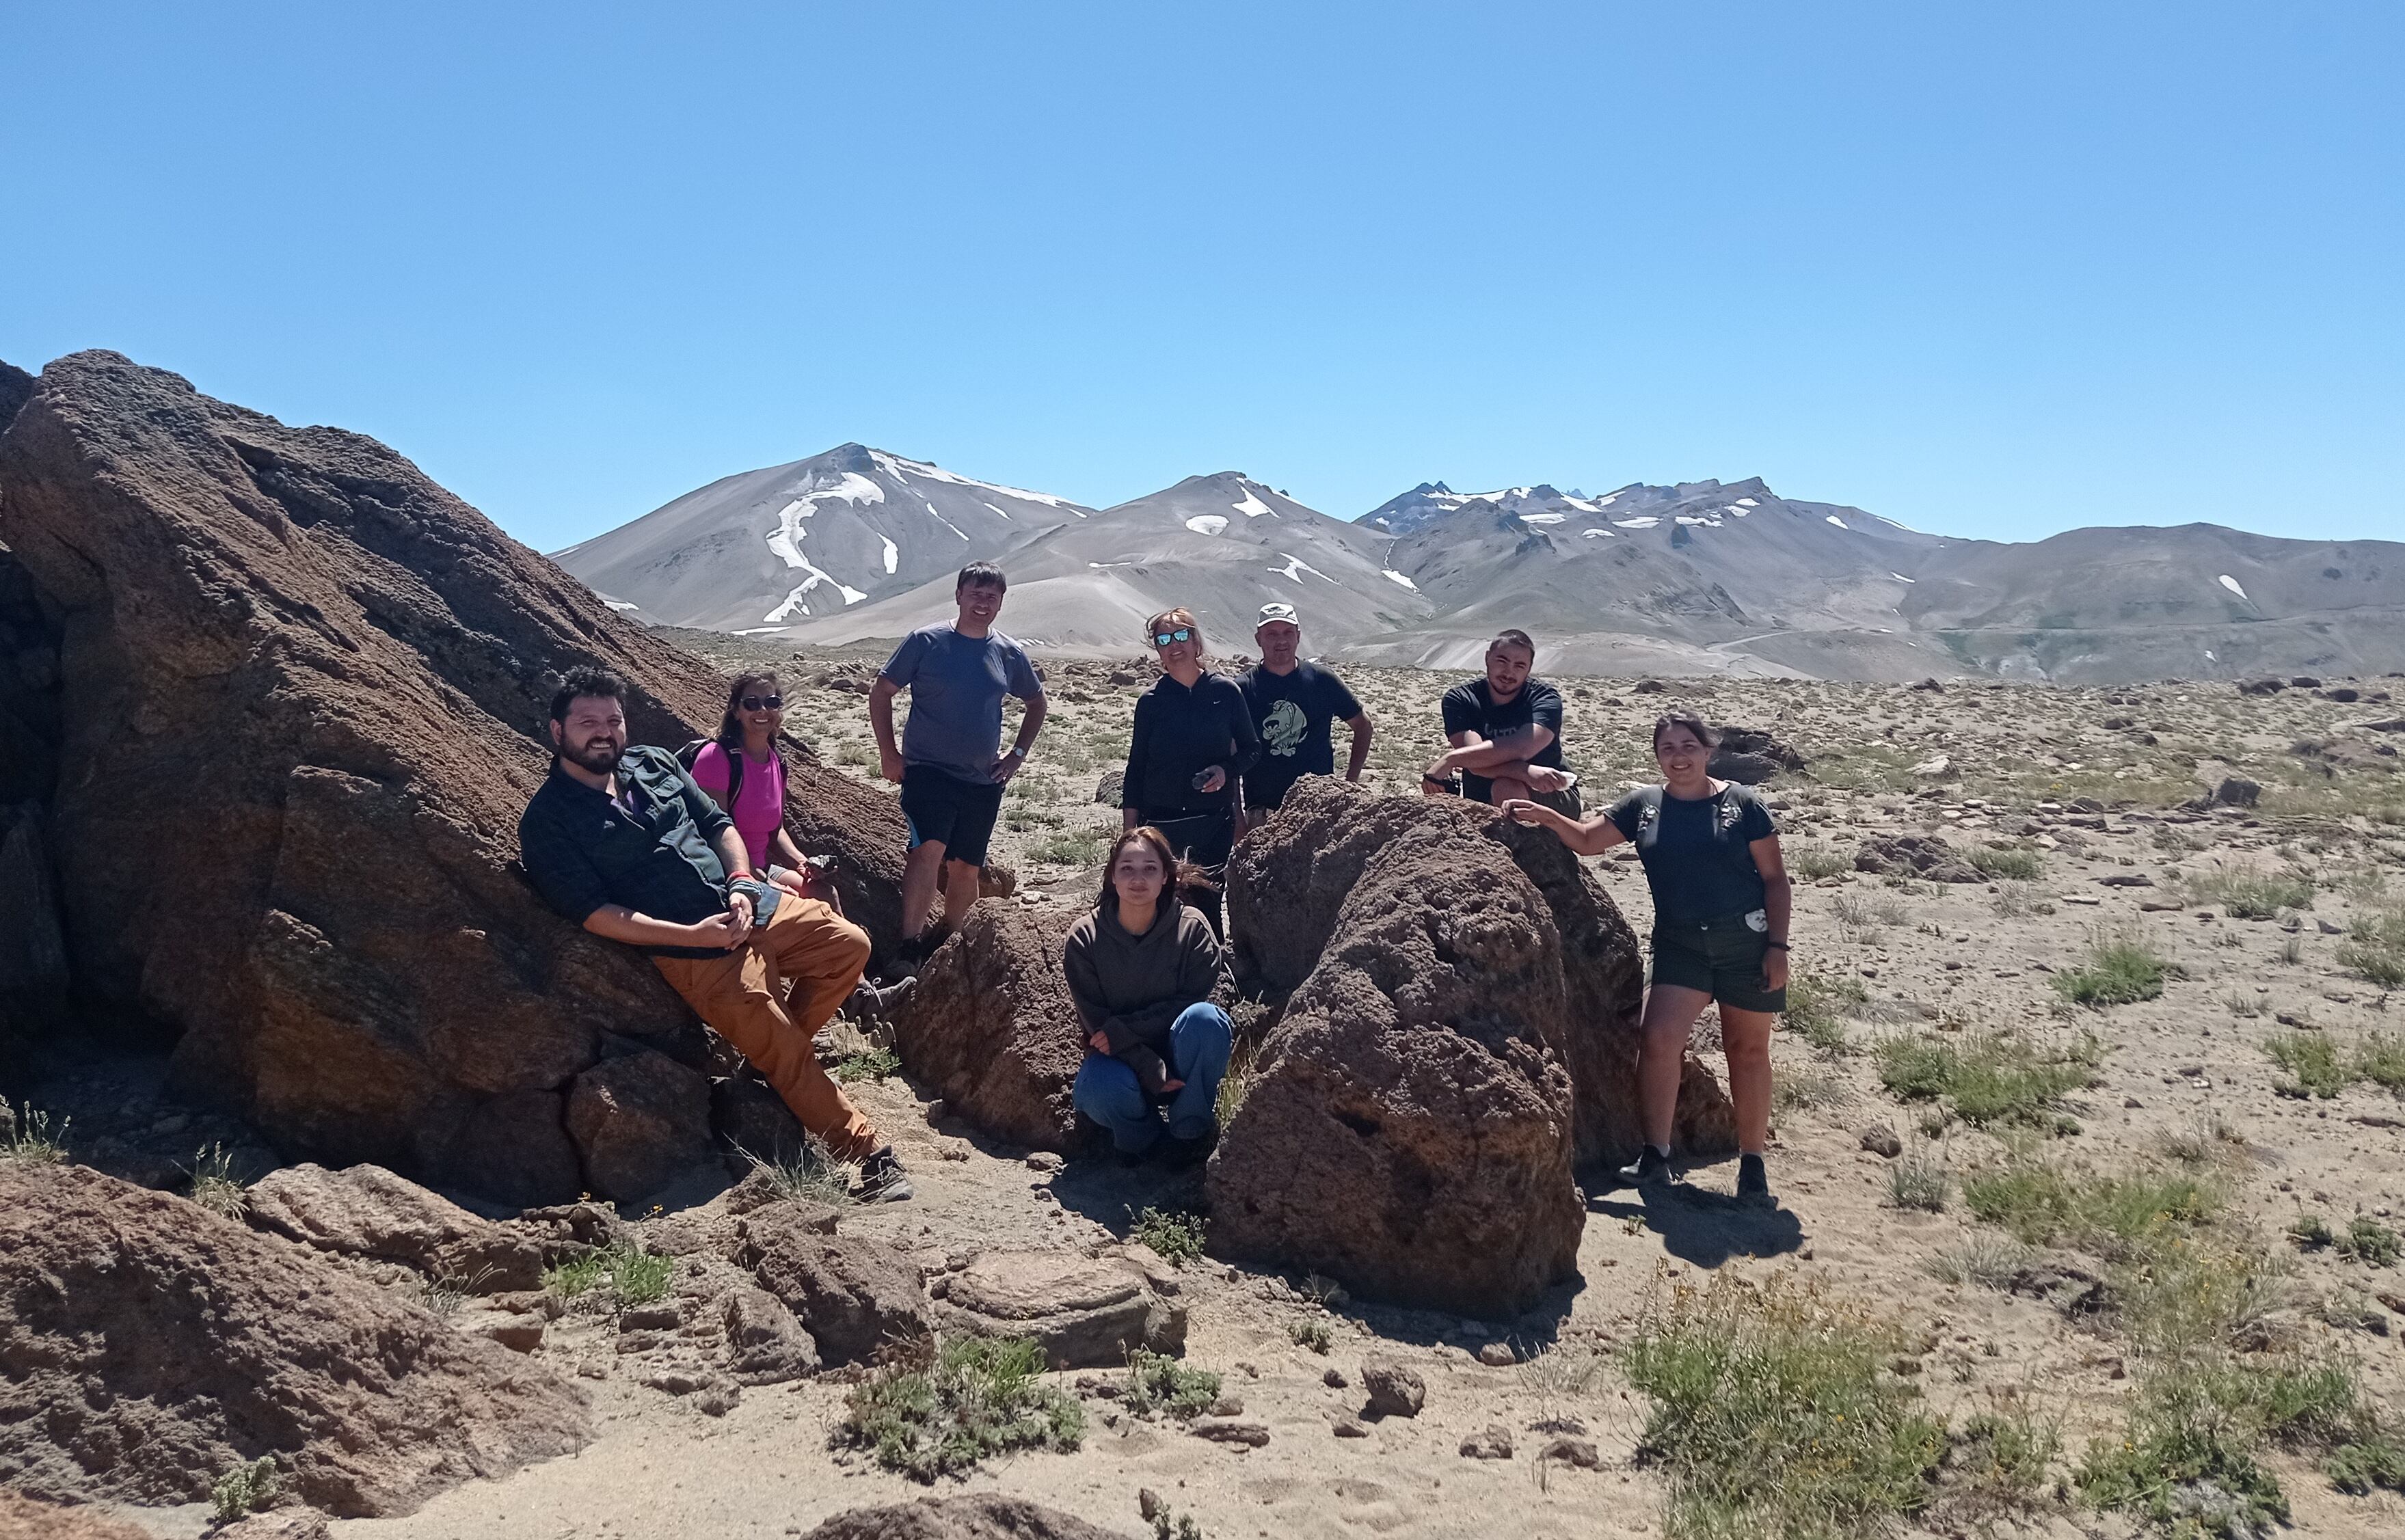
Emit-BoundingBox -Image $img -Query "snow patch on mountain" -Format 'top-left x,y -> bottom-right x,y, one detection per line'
1186,515 -> 1229,536
2218,574 -> 2248,599
871,450 -> 1079,510
1232,487 -> 1276,518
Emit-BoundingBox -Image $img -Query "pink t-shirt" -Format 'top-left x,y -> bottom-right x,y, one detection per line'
690,742 -> 787,872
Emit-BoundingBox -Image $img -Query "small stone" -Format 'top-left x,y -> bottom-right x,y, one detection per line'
1859,1124 -> 1903,1159
1323,1367 -> 1349,1389
1541,1437 -> 1602,1470
476,1320 -> 544,1353
1460,1423 -> 1514,1459
1333,1418 -> 1370,1438
1477,1341 -> 1516,1366
2123,1096 -> 2143,1109
1138,1489 -> 1164,1522
1191,1417 -> 1271,1447
1360,1358 -> 1425,1418
1025,1152 -> 1064,1172
1209,1394 -> 1246,1417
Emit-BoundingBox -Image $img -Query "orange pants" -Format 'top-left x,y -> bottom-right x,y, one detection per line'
651,897 -> 881,1161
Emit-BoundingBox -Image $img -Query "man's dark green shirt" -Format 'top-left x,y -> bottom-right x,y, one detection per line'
519,744 -> 738,958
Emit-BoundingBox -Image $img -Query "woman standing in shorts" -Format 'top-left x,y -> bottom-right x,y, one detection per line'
1503,712 -> 1791,1208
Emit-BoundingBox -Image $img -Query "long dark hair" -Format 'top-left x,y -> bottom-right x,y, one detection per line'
1098,826 -> 1196,912
718,671 -> 782,759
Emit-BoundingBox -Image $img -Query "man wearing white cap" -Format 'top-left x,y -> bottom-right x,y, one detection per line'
1236,602 -> 1374,829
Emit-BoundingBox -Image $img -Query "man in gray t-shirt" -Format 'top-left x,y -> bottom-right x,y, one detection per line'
868,563 -> 1049,946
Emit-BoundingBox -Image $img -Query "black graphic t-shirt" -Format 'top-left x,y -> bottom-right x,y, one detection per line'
1438,677 -> 1565,803
1237,662 -> 1361,810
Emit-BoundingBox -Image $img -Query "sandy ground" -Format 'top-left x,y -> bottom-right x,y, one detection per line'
55,652 -> 2405,1539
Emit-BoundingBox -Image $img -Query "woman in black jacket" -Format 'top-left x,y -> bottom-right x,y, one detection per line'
1119,607 -> 1260,873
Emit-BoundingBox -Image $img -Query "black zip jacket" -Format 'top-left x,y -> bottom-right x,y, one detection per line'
1120,671 -> 1261,818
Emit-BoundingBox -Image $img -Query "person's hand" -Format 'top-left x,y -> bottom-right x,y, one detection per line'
878,749 -> 905,783
725,890 -> 756,945
1194,765 -> 1226,795
992,748 -> 1026,784
1762,947 -> 1790,993
1089,1031 -> 1111,1053
690,908 -> 749,951
1500,798 -> 1544,826
1522,765 -> 1572,794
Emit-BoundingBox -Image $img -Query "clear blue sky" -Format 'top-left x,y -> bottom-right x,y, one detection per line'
4,3 -> 2397,552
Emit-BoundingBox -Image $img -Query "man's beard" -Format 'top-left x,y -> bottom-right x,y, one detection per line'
563,737 -> 623,774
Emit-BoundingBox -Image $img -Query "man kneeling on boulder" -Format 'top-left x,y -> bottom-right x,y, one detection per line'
519,666 -> 913,1202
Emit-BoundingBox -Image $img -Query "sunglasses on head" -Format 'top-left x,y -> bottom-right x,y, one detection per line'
1151,628 -> 1193,647
741,694 -> 783,712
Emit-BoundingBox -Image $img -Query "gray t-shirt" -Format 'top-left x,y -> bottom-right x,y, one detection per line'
881,623 -> 1043,782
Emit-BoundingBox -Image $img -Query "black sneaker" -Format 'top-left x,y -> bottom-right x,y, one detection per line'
1617,1145 -> 1673,1187
855,1146 -> 915,1204
1736,1153 -> 1773,1210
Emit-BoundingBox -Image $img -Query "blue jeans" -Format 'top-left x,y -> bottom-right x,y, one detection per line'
1072,1003 -> 1233,1152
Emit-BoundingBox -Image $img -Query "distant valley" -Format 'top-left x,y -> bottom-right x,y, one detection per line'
554,447 -> 2405,684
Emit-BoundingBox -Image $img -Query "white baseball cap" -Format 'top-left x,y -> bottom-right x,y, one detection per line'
1257,603 -> 1300,625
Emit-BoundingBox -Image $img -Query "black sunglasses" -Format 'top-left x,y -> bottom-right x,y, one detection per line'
741,694 -> 783,712
1151,628 -> 1193,647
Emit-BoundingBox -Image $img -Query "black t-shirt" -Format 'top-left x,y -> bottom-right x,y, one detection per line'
1607,783 -> 1779,927
1238,662 -> 1361,810
1439,677 -> 1566,802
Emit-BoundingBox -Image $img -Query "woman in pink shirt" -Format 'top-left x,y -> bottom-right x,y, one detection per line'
690,671 -> 825,902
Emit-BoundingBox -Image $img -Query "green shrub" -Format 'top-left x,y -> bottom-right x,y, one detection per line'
1123,1347 -> 1221,1420
183,1142 -> 249,1219
2341,1218 -> 2402,1268
2052,929 -> 2168,1007
1289,1319 -> 1333,1354
1888,1149 -> 1951,1212
1788,843 -> 1851,881
1875,1031 -> 2095,1129
2184,866 -> 2314,919
1968,844 -> 2045,880
2337,904 -> 2405,988
1946,1403 -> 2063,1525
1131,1206 -> 1207,1267
738,1139 -> 856,1208
542,1241 -> 673,1305
838,1335 -> 1084,1481
2356,1032 -> 2405,1090
211,1455 -> 281,1523
833,1046 -> 901,1083
1783,971 -> 1865,1057
1622,1270 -> 1946,1539
2265,1031 -> 2350,1098
2289,1213 -> 2335,1249
1963,1154 -> 2220,1254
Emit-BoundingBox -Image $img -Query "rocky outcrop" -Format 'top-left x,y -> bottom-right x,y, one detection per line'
930,1248 -> 1186,1368
563,1050 -> 713,1202
733,1202 -> 928,1364
887,900 -> 1086,1152
0,353 -> 909,1204
0,1491 -> 153,1540
721,1286 -> 820,1383
1208,819 -> 1585,1316
802,1495 -> 1127,1539
1854,833 -> 1982,884
0,1161 -> 589,1516
243,1162 -> 548,1290
1226,779 -> 1733,1167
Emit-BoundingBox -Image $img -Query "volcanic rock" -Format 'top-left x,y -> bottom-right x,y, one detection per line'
1854,833 -> 1983,884
1712,725 -> 1807,770
886,900 -> 1086,1152
721,1286 -> 821,1383
0,544 -> 61,808
1226,779 -> 1733,1167
244,1162 -> 546,1289
565,1049 -> 714,1202
931,1249 -> 1187,1368
0,352 -> 909,1206
1706,750 -> 1783,785
0,1161 -> 589,1516
801,1495 -> 1126,1539
0,1491 -> 153,1540
734,1204 -> 928,1363
1209,819 -> 1585,1314
2214,776 -> 2262,807
1359,1359 -> 1426,1418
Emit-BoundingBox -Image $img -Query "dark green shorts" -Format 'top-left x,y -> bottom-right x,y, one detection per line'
1650,917 -> 1786,1013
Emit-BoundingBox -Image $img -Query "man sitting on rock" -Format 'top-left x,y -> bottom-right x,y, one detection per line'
519,666 -> 913,1202
1423,627 -> 1580,815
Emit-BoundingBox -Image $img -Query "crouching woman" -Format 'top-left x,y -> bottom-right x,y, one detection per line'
1064,826 -> 1233,1165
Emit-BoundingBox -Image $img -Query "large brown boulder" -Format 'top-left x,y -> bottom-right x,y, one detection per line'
1208,820 -> 1585,1316
0,1490 -> 152,1540
1226,779 -> 1734,1167
0,352 -> 908,1204
802,1495 -> 1128,1539
733,1202 -> 929,1364
887,900 -> 1086,1152
243,1162 -> 549,1291
0,1161 -> 589,1516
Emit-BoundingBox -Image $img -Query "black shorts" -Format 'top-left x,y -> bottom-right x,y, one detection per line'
1650,914 -> 1786,1013
900,765 -> 1005,867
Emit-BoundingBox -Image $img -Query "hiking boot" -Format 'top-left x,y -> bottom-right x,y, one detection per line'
1160,1121 -> 1218,1170
1736,1152 -> 1774,1210
855,1146 -> 915,1204
849,975 -> 916,1019
1617,1144 -> 1674,1187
